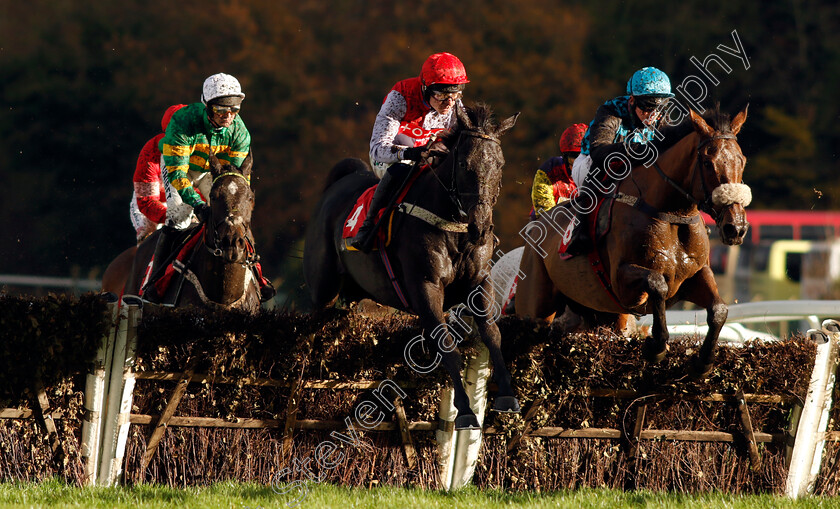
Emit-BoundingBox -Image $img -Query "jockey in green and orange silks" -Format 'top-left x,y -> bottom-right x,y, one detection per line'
160,73 -> 251,230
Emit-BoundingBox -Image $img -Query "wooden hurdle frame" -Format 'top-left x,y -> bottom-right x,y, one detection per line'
2,298 -> 840,497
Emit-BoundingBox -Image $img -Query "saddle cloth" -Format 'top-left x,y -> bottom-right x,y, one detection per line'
557,196 -> 614,256
140,225 -> 204,298
341,168 -> 424,251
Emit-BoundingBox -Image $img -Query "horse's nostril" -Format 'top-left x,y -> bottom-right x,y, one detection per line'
722,224 -> 738,239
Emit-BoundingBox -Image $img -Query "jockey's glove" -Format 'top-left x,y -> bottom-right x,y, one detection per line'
401,146 -> 426,162
194,202 -> 211,223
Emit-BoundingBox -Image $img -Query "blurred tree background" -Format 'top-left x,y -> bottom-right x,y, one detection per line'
1,0 -> 839,305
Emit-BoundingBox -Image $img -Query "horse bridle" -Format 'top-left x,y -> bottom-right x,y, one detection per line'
429,129 -> 501,220
204,171 -> 258,266
650,133 -> 737,221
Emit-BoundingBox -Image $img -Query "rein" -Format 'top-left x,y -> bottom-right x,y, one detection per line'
427,129 -> 500,220
650,133 -> 737,220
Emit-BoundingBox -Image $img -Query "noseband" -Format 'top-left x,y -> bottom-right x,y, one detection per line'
204,172 -> 257,266
432,129 -> 501,219
651,133 -> 738,220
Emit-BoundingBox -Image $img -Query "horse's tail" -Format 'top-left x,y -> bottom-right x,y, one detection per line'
323,157 -> 371,192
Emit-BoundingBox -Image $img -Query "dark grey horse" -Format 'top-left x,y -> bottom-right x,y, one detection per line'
304,104 -> 521,429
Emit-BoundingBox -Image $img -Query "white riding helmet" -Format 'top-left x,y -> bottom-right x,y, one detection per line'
201,73 -> 245,104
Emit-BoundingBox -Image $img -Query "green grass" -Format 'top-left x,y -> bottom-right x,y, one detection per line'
0,479 -> 838,508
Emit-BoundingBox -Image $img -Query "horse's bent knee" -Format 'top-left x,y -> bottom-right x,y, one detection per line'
710,302 -> 728,327
647,272 -> 669,300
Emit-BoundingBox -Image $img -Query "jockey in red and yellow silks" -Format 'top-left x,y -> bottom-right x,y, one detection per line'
530,123 -> 587,220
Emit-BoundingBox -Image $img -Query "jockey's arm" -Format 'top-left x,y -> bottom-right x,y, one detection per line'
369,91 -> 409,167
586,106 -> 631,172
161,131 -> 204,208
531,168 -> 557,215
133,135 -> 167,223
228,121 -> 252,184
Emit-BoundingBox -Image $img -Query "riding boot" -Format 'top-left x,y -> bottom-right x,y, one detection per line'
564,213 -> 591,256
564,179 -> 600,256
349,169 -> 404,254
142,225 -> 176,302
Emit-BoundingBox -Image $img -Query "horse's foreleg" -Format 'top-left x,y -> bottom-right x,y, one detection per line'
470,279 -> 520,414
617,264 -> 669,363
410,283 -> 480,430
678,266 -> 728,377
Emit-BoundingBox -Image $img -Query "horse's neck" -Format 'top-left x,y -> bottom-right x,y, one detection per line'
632,131 -> 700,212
429,156 -> 496,228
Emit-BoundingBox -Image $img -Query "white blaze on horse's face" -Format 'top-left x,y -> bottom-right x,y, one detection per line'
227,181 -> 239,196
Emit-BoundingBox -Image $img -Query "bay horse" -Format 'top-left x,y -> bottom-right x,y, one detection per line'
124,152 -> 261,312
102,245 -> 137,296
304,104 -> 521,429
516,105 -> 750,376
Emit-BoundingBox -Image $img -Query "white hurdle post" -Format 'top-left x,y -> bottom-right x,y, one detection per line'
436,309 -> 492,490
80,292 -> 119,485
97,296 -> 142,486
784,320 -> 840,498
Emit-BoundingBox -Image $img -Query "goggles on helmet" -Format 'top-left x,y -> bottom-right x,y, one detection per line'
634,96 -> 669,113
209,104 -> 241,115
432,91 -> 462,102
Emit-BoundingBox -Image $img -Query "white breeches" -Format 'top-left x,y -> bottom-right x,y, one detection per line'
571,154 -> 592,188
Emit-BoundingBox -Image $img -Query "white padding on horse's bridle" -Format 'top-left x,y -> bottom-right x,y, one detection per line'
711,183 -> 752,207
397,203 -> 469,232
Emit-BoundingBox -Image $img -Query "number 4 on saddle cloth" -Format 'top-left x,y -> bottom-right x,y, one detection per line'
342,170 -> 425,251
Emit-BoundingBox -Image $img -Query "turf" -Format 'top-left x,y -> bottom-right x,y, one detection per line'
1,480 -> 839,508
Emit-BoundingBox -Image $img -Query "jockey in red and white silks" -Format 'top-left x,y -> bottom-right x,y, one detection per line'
369,76 -> 463,178
129,104 -> 186,243
351,53 -> 470,254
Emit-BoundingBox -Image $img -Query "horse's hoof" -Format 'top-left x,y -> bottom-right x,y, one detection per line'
454,414 -> 481,430
642,337 -> 668,363
492,396 -> 521,414
688,355 -> 714,380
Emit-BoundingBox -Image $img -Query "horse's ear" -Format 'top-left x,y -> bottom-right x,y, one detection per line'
208,152 -> 224,178
456,102 -> 473,129
730,103 -> 749,135
498,112 -> 520,136
239,151 -> 253,180
689,109 -> 716,139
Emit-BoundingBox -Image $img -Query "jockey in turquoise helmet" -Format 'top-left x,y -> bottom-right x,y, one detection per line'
564,67 -> 691,256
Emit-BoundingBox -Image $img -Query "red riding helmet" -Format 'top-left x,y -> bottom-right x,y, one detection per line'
161,104 -> 187,132
558,123 -> 588,153
420,52 -> 469,87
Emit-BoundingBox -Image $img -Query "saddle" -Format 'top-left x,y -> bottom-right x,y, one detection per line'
341,169 -> 425,251
140,225 -> 204,302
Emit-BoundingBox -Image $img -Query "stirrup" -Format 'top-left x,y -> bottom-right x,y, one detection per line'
350,223 -> 376,253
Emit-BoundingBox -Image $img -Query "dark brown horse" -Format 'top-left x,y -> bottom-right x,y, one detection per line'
516,105 -> 750,376
102,245 -> 137,296
304,104 -> 521,429
124,152 -> 261,312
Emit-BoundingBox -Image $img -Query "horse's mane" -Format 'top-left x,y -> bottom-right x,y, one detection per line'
655,102 -> 735,156
436,102 -> 496,147
699,102 -> 734,134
